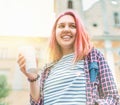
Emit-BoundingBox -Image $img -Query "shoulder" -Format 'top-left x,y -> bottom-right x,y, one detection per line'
90,48 -> 104,57
87,48 -> 105,62
41,62 -> 55,71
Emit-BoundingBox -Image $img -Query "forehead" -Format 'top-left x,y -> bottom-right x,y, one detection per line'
57,15 -> 75,24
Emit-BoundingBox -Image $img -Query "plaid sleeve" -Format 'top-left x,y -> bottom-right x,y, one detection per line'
30,95 -> 42,105
95,49 -> 120,105
29,70 -> 44,105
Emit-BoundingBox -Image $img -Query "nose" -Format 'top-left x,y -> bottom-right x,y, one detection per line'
64,25 -> 70,31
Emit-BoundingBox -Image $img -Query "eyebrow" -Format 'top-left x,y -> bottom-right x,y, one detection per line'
57,22 -> 76,25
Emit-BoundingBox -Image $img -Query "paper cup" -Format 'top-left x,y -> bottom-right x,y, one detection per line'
18,46 -> 37,73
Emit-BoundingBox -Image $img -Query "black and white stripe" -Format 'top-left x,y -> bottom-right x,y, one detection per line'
44,53 -> 86,105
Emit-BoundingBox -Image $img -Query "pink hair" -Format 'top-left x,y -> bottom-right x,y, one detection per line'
48,10 -> 93,62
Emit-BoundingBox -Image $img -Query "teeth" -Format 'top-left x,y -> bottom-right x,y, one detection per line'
62,35 -> 71,39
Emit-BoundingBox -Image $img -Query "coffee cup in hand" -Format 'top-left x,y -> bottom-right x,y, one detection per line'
18,46 -> 37,73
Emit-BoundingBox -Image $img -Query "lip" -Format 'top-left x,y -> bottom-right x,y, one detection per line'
61,33 -> 73,37
61,35 -> 73,41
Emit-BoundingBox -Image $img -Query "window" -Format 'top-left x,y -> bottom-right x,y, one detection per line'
12,65 -> 23,90
0,48 -> 8,59
68,0 -> 73,9
93,23 -> 98,27
114,12 -> 120,27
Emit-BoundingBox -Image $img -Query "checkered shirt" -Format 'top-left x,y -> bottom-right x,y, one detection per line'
30,48 -> 120,105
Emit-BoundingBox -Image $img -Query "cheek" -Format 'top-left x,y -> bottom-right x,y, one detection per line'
55,30 -> 61,39
55,36 -> 61,46
73,30 -> 77,35
55,32 -> 60,42
56,29 -> 60,35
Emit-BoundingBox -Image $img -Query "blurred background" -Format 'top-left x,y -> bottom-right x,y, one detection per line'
0,0 -> 120,105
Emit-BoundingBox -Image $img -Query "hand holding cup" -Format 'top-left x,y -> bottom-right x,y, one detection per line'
17,46 -> 37,74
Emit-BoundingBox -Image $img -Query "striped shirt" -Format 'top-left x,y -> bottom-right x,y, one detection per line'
43,53 -> 86,105
30,48 -> 120,105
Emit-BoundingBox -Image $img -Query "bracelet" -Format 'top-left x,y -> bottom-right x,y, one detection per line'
28,74 -> 40,82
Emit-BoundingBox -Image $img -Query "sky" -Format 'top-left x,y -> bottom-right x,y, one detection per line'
0,0 -> 98,37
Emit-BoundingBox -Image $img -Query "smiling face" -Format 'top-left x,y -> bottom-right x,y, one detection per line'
55,15 -> 76,55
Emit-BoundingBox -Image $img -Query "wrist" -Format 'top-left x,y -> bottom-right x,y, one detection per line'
28,74 -> 40,82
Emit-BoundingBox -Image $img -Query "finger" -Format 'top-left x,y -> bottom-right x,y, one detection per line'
17,54 -> 23,63
17,55 -> 25,65
20,63 -> 26,72
17,56 -> 26,71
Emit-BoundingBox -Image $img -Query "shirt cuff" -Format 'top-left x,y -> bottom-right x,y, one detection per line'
30,95 -> 41,105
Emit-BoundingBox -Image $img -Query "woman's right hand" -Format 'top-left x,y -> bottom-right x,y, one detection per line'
17,54 -> 38,80
17,54 -> 40,101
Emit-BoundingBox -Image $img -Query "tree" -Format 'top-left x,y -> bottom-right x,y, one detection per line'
0,75 -> 11,105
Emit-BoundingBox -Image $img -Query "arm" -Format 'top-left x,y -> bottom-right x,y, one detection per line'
29,80 -> 42,105
29,74 -> 40,104
17,54 -> 41,105
95,50 -> 120,105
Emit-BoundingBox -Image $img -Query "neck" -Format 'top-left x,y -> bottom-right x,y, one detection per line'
62,48 -> 74,56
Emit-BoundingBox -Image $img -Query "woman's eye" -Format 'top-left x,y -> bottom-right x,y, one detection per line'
57,24 -> 76,29
58,24 -> 65,28
70,24 -> 76,28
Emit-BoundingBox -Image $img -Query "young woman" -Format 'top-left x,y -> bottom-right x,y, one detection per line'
17,10 -> 120,105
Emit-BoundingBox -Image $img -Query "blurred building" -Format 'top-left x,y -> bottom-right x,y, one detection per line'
54,0 -> 120,92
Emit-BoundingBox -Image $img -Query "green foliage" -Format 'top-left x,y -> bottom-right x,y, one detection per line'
0,75 -> 11,105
